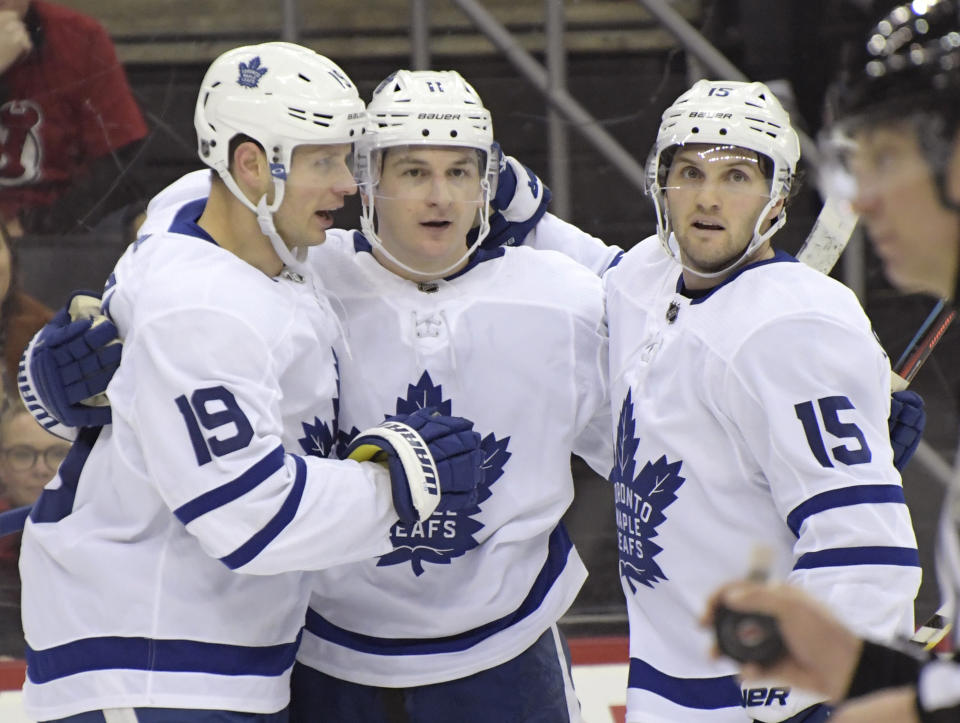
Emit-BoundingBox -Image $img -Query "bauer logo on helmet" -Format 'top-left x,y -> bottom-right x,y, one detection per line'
417,113 -> 462,120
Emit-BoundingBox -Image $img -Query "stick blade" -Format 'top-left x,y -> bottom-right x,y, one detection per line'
796,196 -> 859,275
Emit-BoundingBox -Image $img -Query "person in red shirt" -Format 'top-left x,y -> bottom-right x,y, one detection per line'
0,0 -> 147,236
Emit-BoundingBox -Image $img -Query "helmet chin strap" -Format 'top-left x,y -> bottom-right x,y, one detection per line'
359,178 -> 493,281
255,186 -> 310,274
656,190 -> 786,281
216,168 -> 310,276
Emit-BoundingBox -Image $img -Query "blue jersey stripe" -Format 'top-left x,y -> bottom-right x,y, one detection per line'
0,504 -> 31,537
30,426 -> 103,525
25,631 -> 301,684
684,250 -> 797,304
794,546 -> 920,570
606,249 -> 625,271
627,657 -> 741,710
101,274 -> 117,321
787,485 -> 907,537
174,445 -> 285,525
220,454 -> 307,570
304,523 -> 575,655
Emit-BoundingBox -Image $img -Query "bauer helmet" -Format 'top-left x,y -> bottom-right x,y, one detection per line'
356,69 -> 498,279
645,79 -> 800,277
823,0 -> 960,209
194,42 -> 366,270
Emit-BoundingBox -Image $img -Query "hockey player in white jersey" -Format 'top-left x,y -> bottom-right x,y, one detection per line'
24,69 -> 613,722
603,80 -> 921,722
284,70 -> 611,723
15,43 -> 487,722
708,2 -> 960,722
18,69 -> 612,722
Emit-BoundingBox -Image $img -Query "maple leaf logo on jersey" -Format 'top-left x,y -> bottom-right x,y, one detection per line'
340,371 -> 510,576
238,56 -> 268,88
297,349 -> 341,458
298,415 -> 336,458
610,389 -> 685,593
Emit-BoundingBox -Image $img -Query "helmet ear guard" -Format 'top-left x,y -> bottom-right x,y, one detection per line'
646,79 -> 800,278
356,69 -> 499,280
194,42 -> 367,271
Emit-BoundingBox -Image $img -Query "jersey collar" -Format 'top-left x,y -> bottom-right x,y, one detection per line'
168,198 -> 217,245
677,249 -> 798,303
351,230 -> 505,282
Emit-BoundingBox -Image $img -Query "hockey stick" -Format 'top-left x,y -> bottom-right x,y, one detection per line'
795,195 -> 859,275
797,196 -> 957,391
890,299 -> 957,392
872,297 -> 956,648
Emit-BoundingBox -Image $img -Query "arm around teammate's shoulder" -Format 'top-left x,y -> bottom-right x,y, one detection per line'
117,304 -> 397,575
524,212 -> 624,276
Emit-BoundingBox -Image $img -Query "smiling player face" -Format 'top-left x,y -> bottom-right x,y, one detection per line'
370,145 -> 484,280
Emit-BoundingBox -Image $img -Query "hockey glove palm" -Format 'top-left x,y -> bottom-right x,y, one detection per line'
23,291 -> 120,428
346,406 -> 484,525
888,389 -> 925,472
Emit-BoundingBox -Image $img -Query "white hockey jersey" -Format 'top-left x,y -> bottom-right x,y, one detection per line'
18,178 -> 399,718
295,229 -> 612,686
521,212 -> 624,276
605,237 -> 921,722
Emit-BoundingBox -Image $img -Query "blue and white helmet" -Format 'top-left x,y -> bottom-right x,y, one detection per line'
356,69 -> 498,279
194,42 -> 366,270
646,79 -> 801,277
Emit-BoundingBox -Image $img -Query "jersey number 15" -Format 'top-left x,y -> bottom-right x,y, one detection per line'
794,396 -> 872,468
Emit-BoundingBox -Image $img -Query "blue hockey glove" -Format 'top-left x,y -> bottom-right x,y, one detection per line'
889,389 -> 925,471
21,291 -> 121,429
482,149 -> 552,250
346,406 -> 484,524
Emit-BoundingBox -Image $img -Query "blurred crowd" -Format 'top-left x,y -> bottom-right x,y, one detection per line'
0,0 -> 147,659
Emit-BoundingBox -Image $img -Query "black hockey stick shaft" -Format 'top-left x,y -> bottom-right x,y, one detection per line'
891,299 -> 957,390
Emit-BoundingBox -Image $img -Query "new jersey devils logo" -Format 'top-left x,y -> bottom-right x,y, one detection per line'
0,100 -> 42,185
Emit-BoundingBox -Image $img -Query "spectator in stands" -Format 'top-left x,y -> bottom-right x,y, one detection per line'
0,0 -> 148,237
0,399 -> 65,507
0,229 -> 50,386
0,398 -> 66,508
